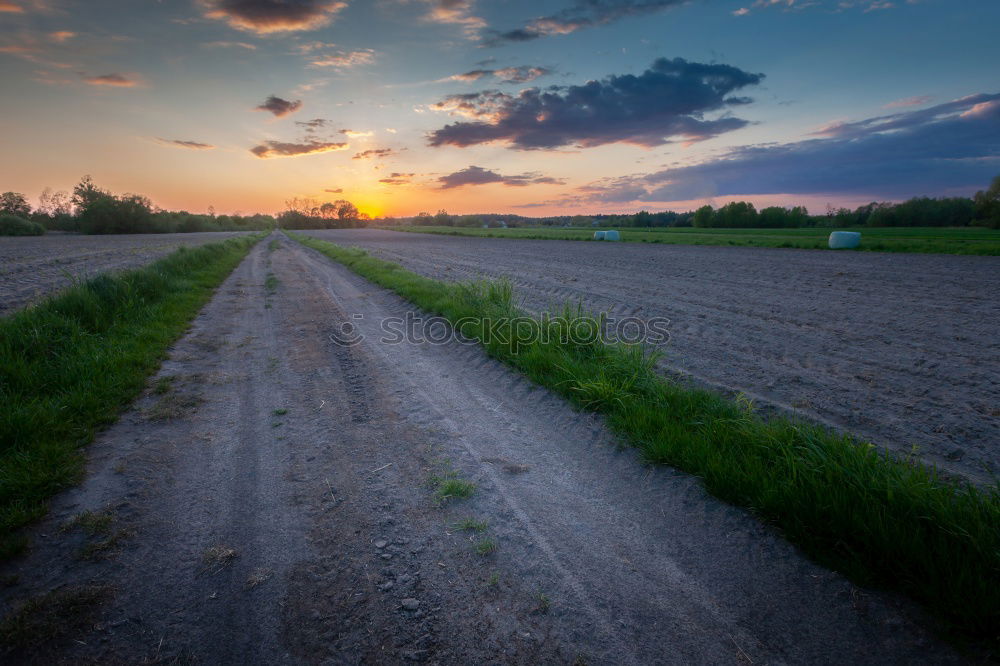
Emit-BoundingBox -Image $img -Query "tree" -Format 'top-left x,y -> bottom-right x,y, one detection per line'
78,193 -> 153,234
973,175 -> 1000,229
0,191 -> 31,217
714,201 -> 757,227
72,175 -> 110,213
334,200 -> 360,225
692,205 -> 714,228
433,209 -> 453,226
37,188 -> 72,217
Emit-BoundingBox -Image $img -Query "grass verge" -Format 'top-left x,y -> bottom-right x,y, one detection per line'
291,232 -> 1000,643
390,225 -> 1000,255
0,234 -> 261,556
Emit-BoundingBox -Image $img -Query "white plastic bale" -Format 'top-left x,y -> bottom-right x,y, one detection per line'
594,230 -> 607,240
828,231 -> 861,249
604,230 -> 621,241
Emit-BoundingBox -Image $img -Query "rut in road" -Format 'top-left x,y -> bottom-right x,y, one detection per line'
0,234 -> 958,664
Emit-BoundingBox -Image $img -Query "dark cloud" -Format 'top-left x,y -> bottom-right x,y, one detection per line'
255,95 -> 302,117
429,57 -> 763,150
155,138 -> 216,150
353,148 -> 395,160
325,187 -> 343,193
81,72 -> 139,87
639,93 -> 1000,200
567,94 -> 1000,203
379,172 -> 415,185
249,139 -> 348,158
451,66 -> 552,84
437,165 -> 564,189
485,0 -> 687,45
200,0 -> 347,34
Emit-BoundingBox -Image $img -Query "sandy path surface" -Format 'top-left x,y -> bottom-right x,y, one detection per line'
301,229 -> 1000,484
0,231 -> 252,315
0,233 -> 958,664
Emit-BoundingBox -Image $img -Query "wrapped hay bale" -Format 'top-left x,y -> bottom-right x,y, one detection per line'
829,231 -> 861,249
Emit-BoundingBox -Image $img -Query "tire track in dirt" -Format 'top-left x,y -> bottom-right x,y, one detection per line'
0,233 -> 961,664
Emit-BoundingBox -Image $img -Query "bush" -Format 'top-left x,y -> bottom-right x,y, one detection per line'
0,214 -> 45,236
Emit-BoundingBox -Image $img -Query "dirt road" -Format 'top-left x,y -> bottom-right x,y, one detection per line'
0,233 -> 957,664
301,229 -> 1000,484
0,231 -> 252,315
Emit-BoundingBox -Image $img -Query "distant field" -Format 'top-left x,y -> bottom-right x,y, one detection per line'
0,231 -> 253,315
389,225 -> 1000,255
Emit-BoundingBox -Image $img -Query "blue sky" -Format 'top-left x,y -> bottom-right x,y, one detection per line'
1,0 -> 998,216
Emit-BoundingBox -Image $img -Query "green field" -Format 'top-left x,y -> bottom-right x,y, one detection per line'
389,225 -> 1000,255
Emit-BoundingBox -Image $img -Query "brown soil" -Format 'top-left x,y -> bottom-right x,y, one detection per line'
0,231 -> 252,315
302,229 -> 1000,484
0,234 -> 960,664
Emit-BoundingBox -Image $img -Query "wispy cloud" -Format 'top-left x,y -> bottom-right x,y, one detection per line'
82,72 -> 140,87
353,148 -> 395,160
379,172 -> 415,185
200,0 -> 348,34
295,41 -> 375,69
155,138 -> 216,150
883,95 -> 933,109
485,0 -> 686,45
733,0 -> 901,15
448,66 -> 552,84
249,139 -> 349,158
429,57 -> 763,150
204,40 -> 257,49
417,0 -> 485,38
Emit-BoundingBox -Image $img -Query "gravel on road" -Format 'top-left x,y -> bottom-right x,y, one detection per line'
0,234 -> 959,664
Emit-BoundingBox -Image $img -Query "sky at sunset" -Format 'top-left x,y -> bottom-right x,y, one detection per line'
1,0 -> 998,217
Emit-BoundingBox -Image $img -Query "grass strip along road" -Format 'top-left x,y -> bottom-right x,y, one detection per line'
0,234 -> 261,557
293,232 -> 999,644
391,225 -> 1000,255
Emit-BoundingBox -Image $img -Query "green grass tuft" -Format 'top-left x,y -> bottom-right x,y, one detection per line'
291,232 -> 1000,641
0,234 -> 261,556
474,538 -> 497,556
454,517 -> 488,532
430,473 -> 475,502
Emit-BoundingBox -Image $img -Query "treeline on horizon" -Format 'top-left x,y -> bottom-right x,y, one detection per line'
3,175 -> 999,236
0,177 -> 276,236
385,175 -> 1000,231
